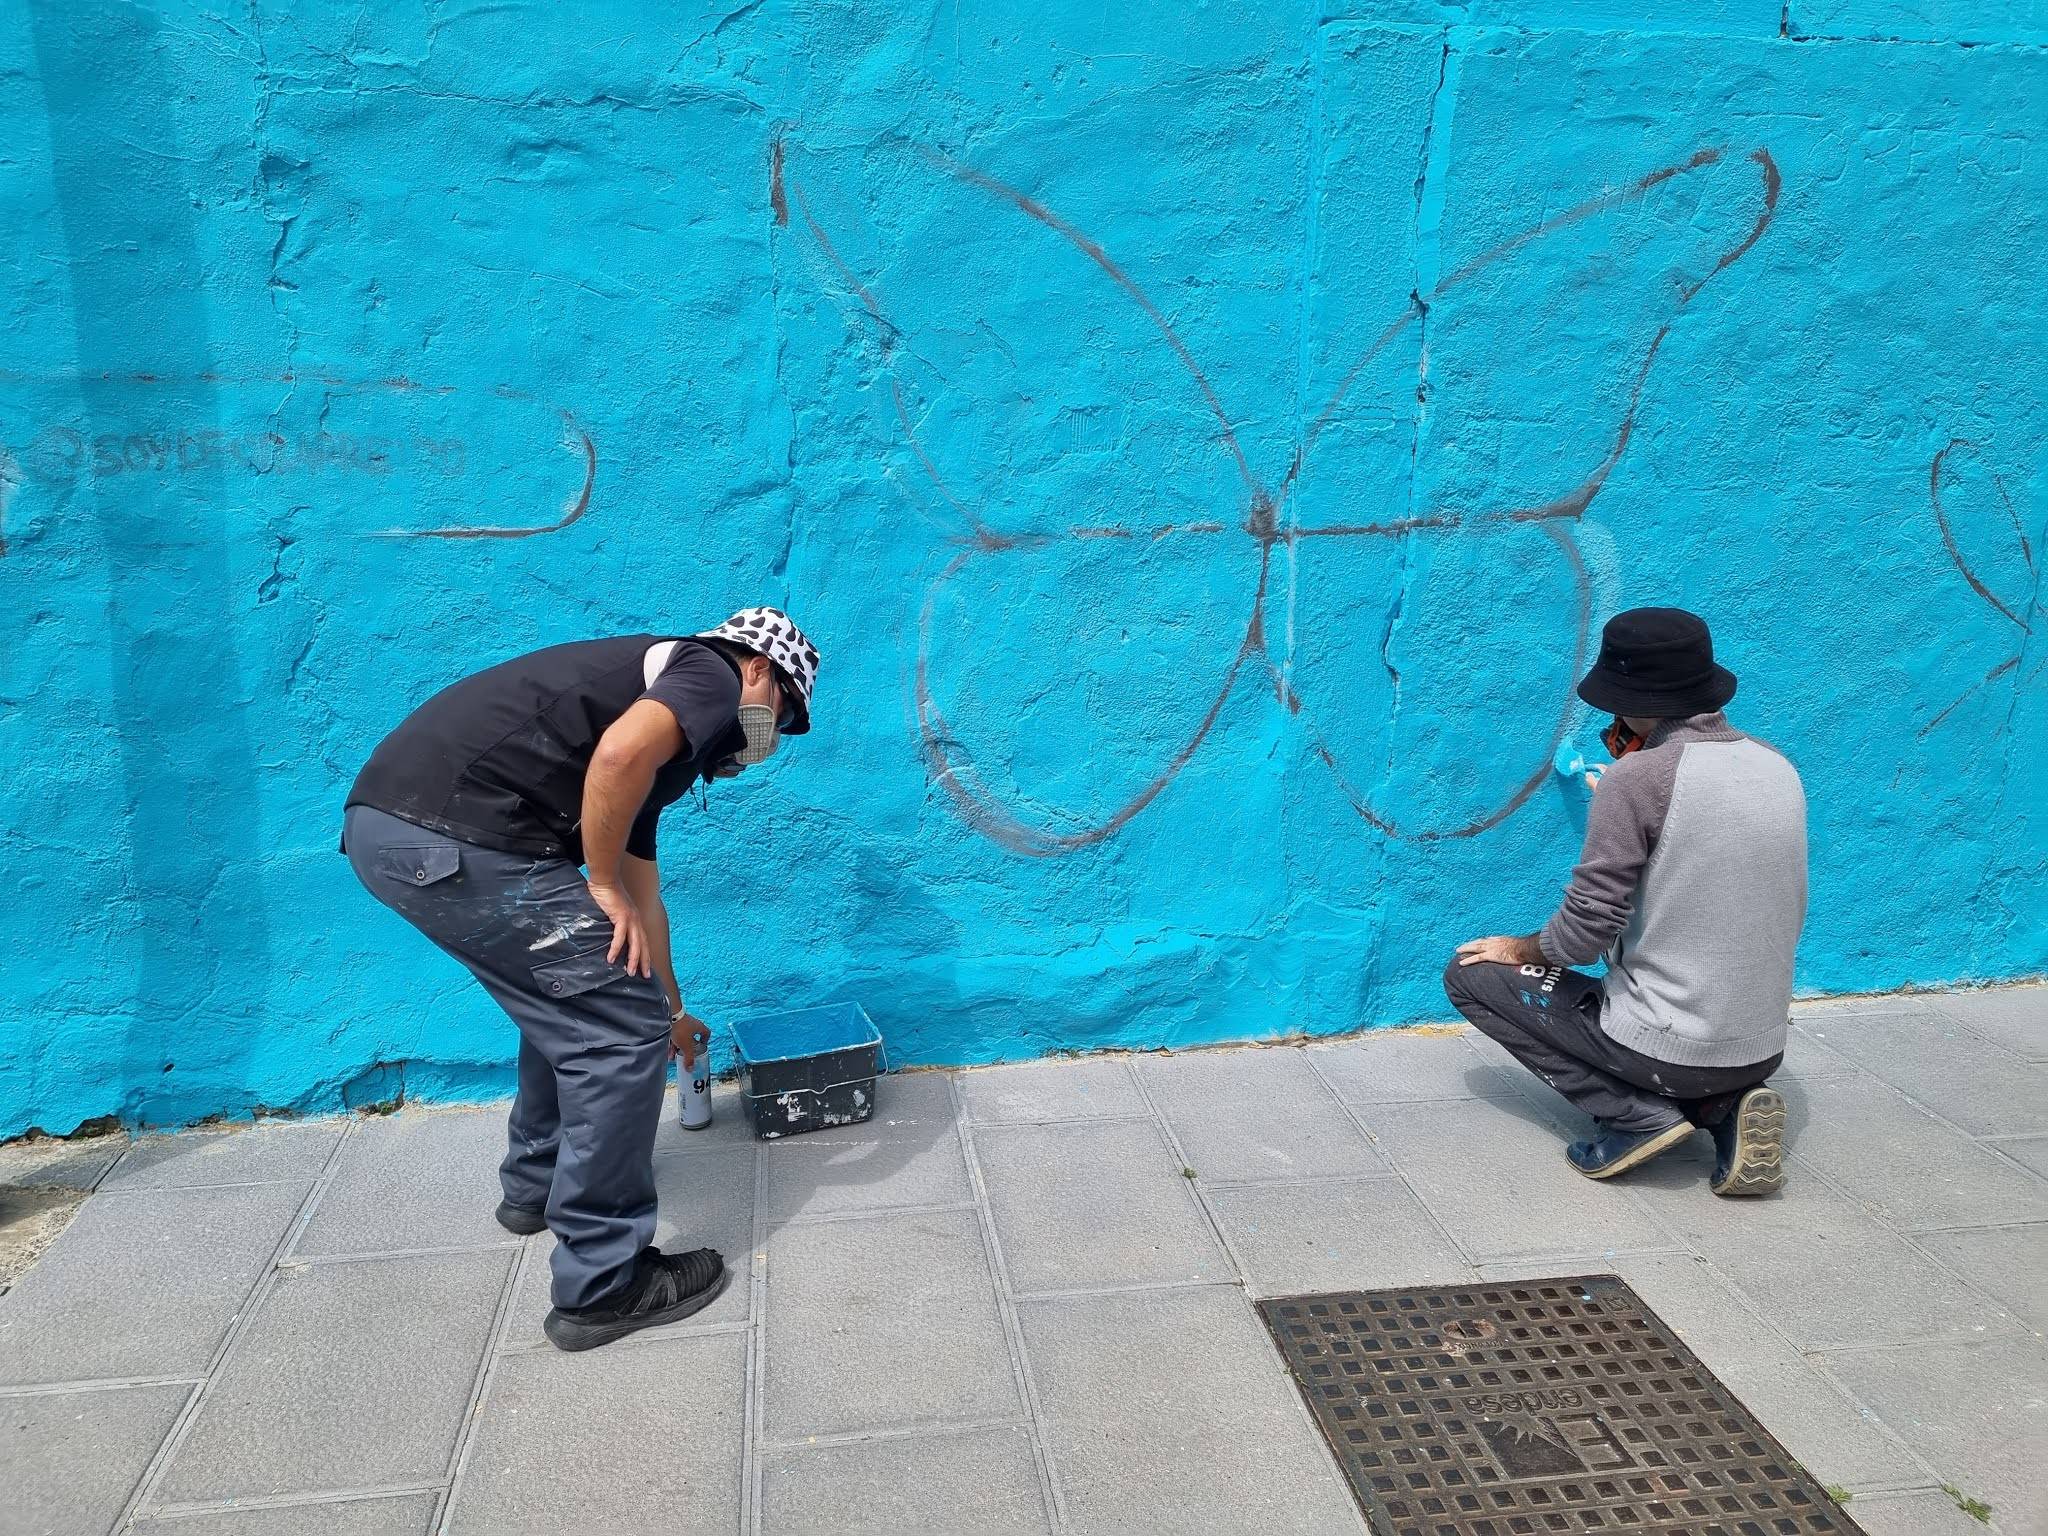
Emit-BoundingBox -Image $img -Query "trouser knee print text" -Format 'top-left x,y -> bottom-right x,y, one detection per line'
1443,958 -> 1779,1136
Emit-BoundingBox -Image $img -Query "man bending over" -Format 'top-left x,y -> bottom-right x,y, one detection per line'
343,608 -> 819,1347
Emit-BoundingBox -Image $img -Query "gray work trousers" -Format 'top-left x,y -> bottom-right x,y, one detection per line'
345,805 -> 669,1309
1443,959 -> 1781,1134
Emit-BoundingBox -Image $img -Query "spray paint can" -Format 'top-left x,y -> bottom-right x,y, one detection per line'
678,1023 -> 713,1131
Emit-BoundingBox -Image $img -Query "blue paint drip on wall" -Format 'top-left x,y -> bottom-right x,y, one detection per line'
1,1 -> 2043,1136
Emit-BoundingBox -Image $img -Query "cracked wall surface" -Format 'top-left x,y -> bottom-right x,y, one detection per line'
1,1 -> 2043,1135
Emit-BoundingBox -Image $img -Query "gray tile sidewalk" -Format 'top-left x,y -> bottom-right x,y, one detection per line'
1,983 -> 2042,1534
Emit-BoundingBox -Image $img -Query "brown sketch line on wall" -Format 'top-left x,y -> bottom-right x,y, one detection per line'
786,143 -> 1782,855
1919,438 -> 2037,740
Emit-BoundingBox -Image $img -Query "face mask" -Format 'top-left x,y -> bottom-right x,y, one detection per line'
735,703 -> 782,765
1601,716 -> 1646,759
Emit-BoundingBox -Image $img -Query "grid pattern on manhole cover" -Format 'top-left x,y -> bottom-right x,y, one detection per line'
1259,1275 -> 1864,1536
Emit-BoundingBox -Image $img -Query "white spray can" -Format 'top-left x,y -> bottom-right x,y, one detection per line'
678,1023 -> 714,1131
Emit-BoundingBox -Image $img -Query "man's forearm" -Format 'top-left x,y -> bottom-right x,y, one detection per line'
1503,933 -> 1548,968
642,900 -> 681,1014
580,749 -> 658,886
620,858 -> 681,1013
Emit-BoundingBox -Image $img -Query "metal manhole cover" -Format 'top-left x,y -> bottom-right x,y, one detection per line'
1259,1276 -> 1863,1536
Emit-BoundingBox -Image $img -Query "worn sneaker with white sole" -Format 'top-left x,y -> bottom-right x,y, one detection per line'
544,1247 -> 730,1352
1566,1119 -> 1696,1179
1709,1086 -> 1787,1196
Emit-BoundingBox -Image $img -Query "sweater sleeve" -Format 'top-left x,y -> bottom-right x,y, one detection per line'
1539,748 -> 1680,966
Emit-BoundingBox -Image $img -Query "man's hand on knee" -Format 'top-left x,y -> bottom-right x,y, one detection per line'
1455,934 -> 1548,968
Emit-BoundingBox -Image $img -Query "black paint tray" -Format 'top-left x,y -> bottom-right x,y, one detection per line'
730,1002 -> 885,1140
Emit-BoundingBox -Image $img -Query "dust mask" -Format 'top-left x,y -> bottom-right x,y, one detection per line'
735,704 -> 782,765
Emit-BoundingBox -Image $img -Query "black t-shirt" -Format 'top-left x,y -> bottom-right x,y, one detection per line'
346,635 -> 744,863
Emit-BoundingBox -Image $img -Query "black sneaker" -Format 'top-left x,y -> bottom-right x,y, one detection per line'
1565,1119 -> 1695,1179
543,1247 -> 730,1353
494,1200 -> 547,1237
1709,1087 -> 1787,1196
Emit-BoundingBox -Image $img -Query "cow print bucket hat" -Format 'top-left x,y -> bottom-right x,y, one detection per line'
695,606 -> 820,734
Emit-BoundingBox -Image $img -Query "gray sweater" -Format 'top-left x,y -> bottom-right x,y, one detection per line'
1539,713 -> 1808,1068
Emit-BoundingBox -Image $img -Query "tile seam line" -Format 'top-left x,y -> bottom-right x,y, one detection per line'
961,1109 -> 1159,1131
767,1197 -> 982,1227
949,1072 -> 1068,1531
272,1117 -> 357,1259
1471,1253 -> 1698,1277
1805,1351 -> 2014,1501
493,1317 -> 754,1356
1836,1476 -> 1991,1498
759,1412 -> 1038,1453
1897,1213 -> 2048,1235
281,1240 -> 526,1266
1009,1277 -> 1254,1303
1321,1092 -> 1526,1108
1803,1325 -> 2035,1356
0,1375 -> 206,1399
1121,1066 -> 1375,1536
84,1174 -> 332,1196
648,1140 -> 772,1162
1200,1170 -> 1414,1192
1677,1146 -> 2032,1486
1780,1145 -> 2039,1332
743,1131 -> 769,1536
431,1232 -> 525,1535
1813,1038 -> 2045,1137
1467,1250 -> 1717,1270
119,1117 -> 361,1526
1974,1145 -> 2048,1189
1649,1143 -> 2039,1370
1120,1067 -> 1255,1284
147,1483 -> 446,1519
1299,1046 -> 1491,1273
1917,999 -> 2048,1063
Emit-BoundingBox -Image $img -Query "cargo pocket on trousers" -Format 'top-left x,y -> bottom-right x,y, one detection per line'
373,843 -> 461,888
529,945 -> 668,1048
531,945 -> 631,1003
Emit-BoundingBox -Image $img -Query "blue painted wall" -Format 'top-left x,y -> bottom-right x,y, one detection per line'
2,1 -> 2042,1136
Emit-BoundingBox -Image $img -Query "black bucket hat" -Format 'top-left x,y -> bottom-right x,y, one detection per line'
1576,607 -> 1737,718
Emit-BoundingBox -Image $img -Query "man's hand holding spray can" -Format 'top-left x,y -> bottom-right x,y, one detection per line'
1554,717 -> 1650,796
672,1007 -> 714,1130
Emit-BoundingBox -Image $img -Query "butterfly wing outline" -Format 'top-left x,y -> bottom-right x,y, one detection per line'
1922,438 -> 2038,739
781,140 -> 1274,855
784,138 -> 1781,852
1282,145 -> 1780,839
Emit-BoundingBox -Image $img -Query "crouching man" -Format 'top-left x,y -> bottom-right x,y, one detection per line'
342,608 -> 819,1347
1447,607 -> 1806,1195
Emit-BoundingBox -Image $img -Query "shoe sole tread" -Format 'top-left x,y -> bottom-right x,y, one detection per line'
1712,1088 -> 1787,1197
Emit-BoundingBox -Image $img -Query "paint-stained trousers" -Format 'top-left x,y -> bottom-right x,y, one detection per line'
1443,959 -> 1781,1135
345,805 -> 669,1310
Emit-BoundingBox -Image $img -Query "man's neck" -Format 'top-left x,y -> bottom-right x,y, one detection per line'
1646,711 -> 1736,749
